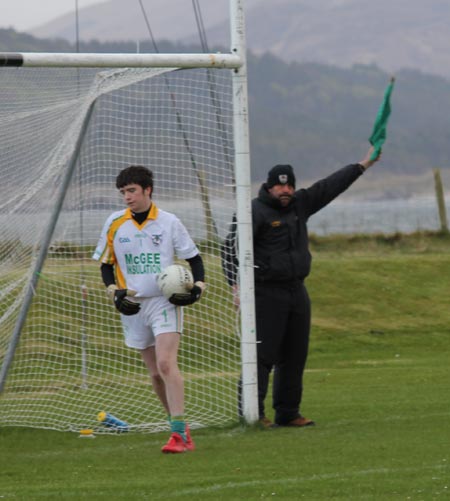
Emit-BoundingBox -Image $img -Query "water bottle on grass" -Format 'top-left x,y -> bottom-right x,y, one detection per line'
97,411 -> 129,432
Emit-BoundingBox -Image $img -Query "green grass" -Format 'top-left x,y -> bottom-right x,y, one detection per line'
1,233 -> 450,499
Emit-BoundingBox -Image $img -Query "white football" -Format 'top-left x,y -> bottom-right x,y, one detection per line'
157,264 -> 194,299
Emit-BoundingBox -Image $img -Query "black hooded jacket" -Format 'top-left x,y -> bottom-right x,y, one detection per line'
222,163 -> 364,286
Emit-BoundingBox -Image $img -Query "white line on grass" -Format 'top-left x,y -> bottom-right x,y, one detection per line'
171,463 -> 449,497
325,411 -> 450,428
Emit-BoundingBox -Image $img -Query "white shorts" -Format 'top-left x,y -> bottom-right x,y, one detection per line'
120,295 -> 184,350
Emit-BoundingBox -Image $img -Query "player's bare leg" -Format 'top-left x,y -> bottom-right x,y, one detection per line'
155,332 -> 183,415
140,346 -> 169,414
155,332 -> 194,453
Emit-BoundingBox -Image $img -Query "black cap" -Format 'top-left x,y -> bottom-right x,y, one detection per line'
266,164 -> 296,189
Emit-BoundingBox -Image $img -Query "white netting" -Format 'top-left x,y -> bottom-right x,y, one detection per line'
0,66 -> 240,433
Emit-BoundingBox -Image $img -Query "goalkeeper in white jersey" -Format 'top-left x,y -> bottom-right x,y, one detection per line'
93,165 -> 206,453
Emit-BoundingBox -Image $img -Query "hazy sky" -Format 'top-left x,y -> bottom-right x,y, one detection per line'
1,0 -> 102,31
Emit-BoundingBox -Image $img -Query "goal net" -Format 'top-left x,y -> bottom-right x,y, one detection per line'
0,64 -> 241,433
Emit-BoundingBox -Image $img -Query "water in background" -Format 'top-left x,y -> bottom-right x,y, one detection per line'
3,196 -> 448,247
307,196 -> 447,236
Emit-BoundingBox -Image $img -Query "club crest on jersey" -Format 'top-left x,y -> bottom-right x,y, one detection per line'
151,234 -> 162,246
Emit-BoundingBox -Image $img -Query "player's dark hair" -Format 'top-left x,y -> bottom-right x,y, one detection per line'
116,165 -> 154,192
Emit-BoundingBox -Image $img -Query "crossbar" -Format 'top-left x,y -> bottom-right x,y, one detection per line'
0,52 -> 242,69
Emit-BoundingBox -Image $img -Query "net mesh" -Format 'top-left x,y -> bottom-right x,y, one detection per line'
0,66 -> 239,433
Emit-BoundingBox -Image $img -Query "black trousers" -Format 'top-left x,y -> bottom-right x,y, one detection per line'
255,281 -> 311,425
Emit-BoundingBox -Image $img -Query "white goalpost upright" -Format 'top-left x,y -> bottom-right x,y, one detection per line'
229,0 -> 259,426
0,0 -> 258,432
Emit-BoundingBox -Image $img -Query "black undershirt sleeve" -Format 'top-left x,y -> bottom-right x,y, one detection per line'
186,254 -> 205,283
100,263 -> 115,287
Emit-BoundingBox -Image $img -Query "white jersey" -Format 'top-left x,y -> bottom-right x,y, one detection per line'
92,204 -> 199,297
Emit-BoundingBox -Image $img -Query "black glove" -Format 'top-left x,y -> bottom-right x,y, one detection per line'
169,284 -> 203,306
107,285 -> 141,316
114,289 -> 141,315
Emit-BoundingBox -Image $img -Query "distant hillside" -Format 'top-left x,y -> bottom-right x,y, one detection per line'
28,0 -> 450,81
30,0 -> 259,46
246,54 -> 450,184
0,28 -> 72,52
206,0 -> 450,81
0,27 -> 202,55
1,28 -> 450,194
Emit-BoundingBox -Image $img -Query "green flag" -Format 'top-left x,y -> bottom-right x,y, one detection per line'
369,77 -> 395,160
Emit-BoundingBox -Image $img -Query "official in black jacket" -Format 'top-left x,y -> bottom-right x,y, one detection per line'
222,146 -> 380,427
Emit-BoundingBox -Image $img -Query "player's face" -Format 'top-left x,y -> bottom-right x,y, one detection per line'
268,184 -> 295,207
119,183 -> 152,213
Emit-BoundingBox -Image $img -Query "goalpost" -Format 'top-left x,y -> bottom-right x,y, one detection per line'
0,0 -> 258,433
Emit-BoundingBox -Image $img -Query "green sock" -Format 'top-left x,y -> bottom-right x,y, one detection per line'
171,415 -> 186,441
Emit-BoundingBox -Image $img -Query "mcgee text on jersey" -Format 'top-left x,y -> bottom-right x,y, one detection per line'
125,252 -> 162,274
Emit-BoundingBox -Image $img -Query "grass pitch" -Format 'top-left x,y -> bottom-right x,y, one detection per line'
1,232 -> 449,499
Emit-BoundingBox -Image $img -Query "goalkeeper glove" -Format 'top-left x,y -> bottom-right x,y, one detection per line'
169,281 -> 206,307
107,285 -> 141,316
